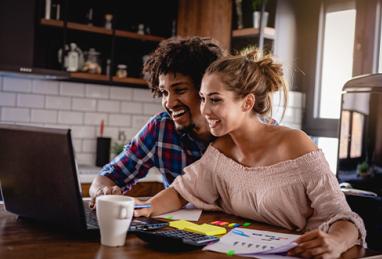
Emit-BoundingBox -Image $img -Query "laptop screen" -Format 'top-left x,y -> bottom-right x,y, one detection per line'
0,124 -> 87,231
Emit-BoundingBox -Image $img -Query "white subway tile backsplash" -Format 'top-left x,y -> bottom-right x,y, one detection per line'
97,100 -> 119,112
60,82 -> 85,97
132,115 -> 151,129
58,111 -> 83,124
109,114 -> 131,127
72,98 -> 97,111
45,96 -> 71,110
17,94 -> 44,108
72,138 -> 83,153
103,127 -> 120,140
76,153 -> 95,166
133,89 -> 153,102
70,125 -> 96,139
110,87 -> 133,101
32,80 -> 59,95
3,77 -> 32,93
31,109 -> 57,123
1,107 -> 30,122
143,103 -> 163,115
121,101 -> 143,114
85,84 -> 109,99
0,92 -> 16,106
84,112 -> 108,126
82,139 -> 97,152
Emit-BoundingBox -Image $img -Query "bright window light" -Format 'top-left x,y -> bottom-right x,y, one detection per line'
319,9 -> 356,119
316,137 -> 339,174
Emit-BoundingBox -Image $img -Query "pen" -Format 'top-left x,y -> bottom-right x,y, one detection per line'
232,229 -> 249,237
134,204 -> 152,209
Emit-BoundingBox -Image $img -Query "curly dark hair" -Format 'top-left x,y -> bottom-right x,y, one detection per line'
142,36 -> 224,97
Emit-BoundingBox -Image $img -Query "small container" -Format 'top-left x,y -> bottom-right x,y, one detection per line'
116,64 -> 128,78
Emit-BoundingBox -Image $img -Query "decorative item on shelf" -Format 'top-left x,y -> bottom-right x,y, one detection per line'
235,0 -> 243,29
145,26 -> 151,35
52,3 -> 61,20
106,59 -> 111,77
96,120 -> 111,167
252,0 -> 269,29
111,130 -> 126,158
137,24 -> 145,35
66,43 -> 84,72
171,20 -> 177,36
86,8 -> 94,25
58,44 -> 69,68
44,0 -> 51,19
82,48 -> 102,74
116,64 -> 128,78
104,13 -> 113,30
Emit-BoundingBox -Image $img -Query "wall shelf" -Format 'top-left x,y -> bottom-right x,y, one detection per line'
115,30 -> 164,42
67,22 -> 113,36
112,76 -> 147,86
232,27 -> 276,40
40,19 -> 64,28
70,72 -> 109,82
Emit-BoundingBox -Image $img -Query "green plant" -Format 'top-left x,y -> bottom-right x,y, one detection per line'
357,161 -> 369,173
252,0 -> 263,11
111,142 -> 125,156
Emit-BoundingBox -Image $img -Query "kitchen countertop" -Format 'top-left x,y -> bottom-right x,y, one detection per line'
77,165 -> 163,184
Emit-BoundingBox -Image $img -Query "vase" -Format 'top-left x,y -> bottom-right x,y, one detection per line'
253,11 -> 269,28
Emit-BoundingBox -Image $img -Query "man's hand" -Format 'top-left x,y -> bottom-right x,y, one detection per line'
288,229 -> 346,259
133,198 -> 153,218
89,185 -> 122,209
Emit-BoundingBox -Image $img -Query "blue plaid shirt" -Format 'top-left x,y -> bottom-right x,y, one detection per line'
100,112 -> 208,191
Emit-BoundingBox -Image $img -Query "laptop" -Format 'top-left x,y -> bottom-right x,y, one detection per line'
0,124 -> 99,233
0,124 -> 168,234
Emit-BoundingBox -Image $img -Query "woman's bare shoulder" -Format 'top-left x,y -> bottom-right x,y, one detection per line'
211,135 -> 233,152
276,127 -> 318,160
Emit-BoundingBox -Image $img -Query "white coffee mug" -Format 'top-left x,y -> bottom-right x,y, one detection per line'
96,195 -> 135,247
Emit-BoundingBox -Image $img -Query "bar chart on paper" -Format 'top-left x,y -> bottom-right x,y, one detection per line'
203,228 -> 300,257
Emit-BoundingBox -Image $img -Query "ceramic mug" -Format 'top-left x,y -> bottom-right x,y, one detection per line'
96,195 -> 135,247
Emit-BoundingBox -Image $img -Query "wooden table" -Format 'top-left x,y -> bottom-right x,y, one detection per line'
0,204 -> 378,259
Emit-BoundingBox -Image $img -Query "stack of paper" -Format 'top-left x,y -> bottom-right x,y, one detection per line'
203,228 -> 300,257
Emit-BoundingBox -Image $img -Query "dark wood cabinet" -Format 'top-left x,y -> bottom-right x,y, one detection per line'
0,0 -> 178,87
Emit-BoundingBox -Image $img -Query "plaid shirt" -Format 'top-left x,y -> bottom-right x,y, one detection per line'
100,112 -> 208,191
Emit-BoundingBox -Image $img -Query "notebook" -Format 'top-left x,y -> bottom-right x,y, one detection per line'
0,124 -> 101,233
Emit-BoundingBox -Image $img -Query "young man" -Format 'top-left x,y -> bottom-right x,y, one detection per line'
89,36 -> 224,206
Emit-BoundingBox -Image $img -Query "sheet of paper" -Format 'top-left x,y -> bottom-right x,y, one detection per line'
154,208 -> 202,221
203,228 -> 300,256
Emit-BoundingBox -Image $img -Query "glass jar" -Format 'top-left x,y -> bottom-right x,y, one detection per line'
83,48 -> 101,74
116,64 -> 128,78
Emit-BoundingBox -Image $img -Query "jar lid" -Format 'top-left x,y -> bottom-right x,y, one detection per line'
117,64 -> 127,69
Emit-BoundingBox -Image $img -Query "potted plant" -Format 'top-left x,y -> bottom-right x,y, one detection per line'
252,0 -> 269,29
357,161 -> 372,178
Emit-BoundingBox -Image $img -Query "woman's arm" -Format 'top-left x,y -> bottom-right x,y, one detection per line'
133,187 -> 188,217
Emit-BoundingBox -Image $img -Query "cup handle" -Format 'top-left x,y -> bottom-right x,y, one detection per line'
119,206 -> 128,219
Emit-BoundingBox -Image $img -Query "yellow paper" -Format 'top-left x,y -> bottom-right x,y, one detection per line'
169,220 -> 199,230
184,223 -> 227,236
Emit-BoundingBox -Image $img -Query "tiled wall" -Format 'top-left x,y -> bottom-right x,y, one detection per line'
0,75 -> 304,166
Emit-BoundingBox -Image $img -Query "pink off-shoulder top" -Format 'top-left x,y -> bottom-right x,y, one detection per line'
171,145 -> 366,246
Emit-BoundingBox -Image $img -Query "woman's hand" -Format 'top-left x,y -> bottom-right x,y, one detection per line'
288,229 -> 346,259
133,198 -> 153,217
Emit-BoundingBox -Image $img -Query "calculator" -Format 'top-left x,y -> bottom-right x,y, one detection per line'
129,217 -> 169,232
134,229 -> 219,250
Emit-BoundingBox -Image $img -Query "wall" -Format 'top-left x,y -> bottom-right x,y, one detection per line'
0,75 -> 304,166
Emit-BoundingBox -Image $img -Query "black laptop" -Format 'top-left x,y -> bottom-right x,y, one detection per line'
0,124 -> 167,233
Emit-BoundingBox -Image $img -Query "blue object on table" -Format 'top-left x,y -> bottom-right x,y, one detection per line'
232,229 -> 249,237
134,204 -> 152,209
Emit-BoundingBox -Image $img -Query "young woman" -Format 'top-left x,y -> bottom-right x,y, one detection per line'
134,51 -> 366,258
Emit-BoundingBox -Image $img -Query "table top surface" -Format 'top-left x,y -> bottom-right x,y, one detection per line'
0,204 -> 378,259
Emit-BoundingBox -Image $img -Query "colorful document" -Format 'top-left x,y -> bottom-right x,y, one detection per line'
203,228 -> 300,257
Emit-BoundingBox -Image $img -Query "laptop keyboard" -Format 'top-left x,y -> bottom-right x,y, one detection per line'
83,201 -> 99,228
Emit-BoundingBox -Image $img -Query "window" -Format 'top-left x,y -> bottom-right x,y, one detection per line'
318,7 -> 356,119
